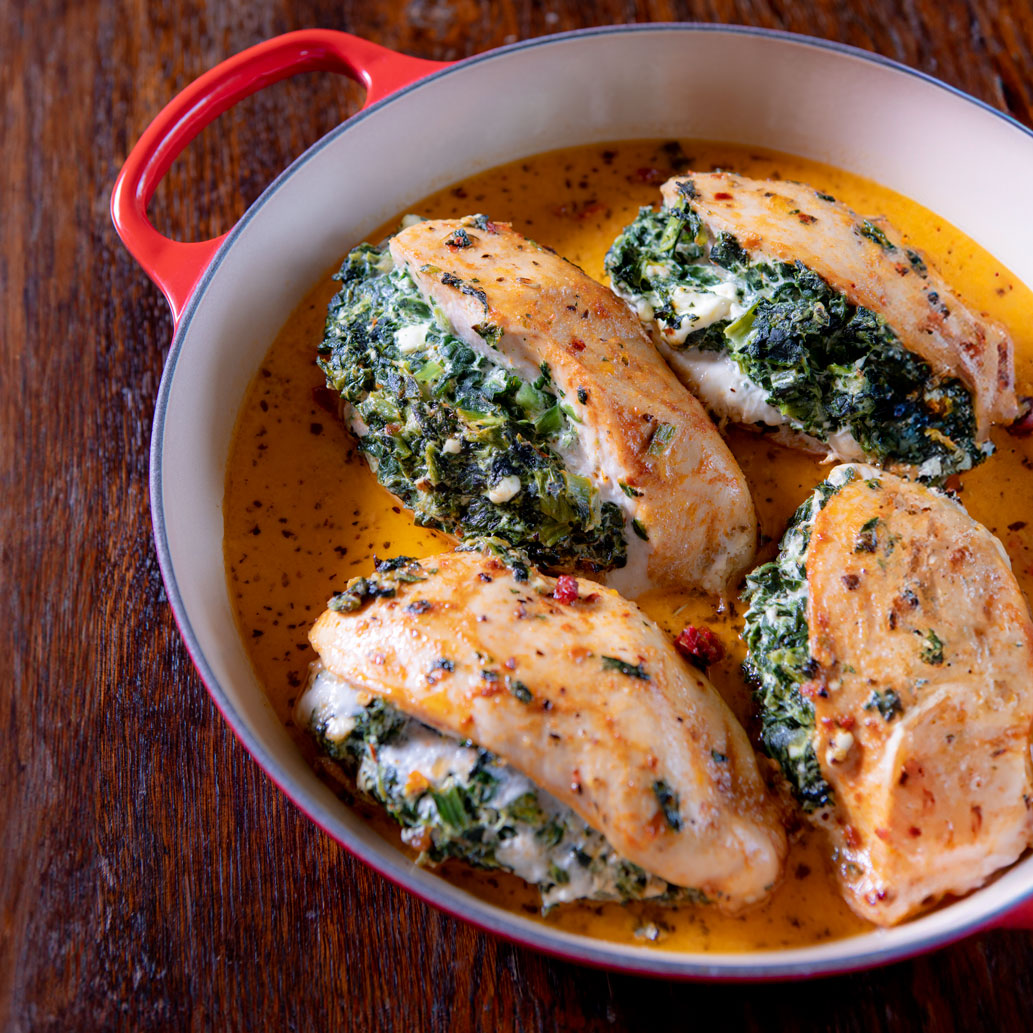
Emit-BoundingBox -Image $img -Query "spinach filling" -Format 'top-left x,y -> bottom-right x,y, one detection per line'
605,203 -> 988,479
740,469 -> 860,809
318,240 -> 627,572
301,667 -> 703,910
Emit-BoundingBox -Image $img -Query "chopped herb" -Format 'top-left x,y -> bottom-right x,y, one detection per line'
509,679 -> 533,703
328,576 -> 395,612
619,481 -> 644,498
854,517 -> 880,553
711,750 -> 728,763
676,178 -> 697,200
652,780 -> 682,831
906,249 -> 928,276
444,228 -> 472,249
858,220 -> 896,251
374,555 -> 424,578
439,270 -> 489,310
602,656 -> 650,680
631,518 -> 649,541
864,689 -> 903,721
920,629 -> 945,665
646,421 -> 676,457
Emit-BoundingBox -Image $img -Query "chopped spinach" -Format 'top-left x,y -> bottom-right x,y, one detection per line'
318,239 -> 627,572
301,668 -> 705,910
740,469 -> 863,809
605,202 -> 987,479
328,557 -> 426,613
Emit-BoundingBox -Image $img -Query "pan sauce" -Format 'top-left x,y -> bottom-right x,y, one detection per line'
224,140 -> 1033,951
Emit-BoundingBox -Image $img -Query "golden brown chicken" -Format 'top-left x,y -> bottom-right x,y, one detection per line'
299,546 -> 788,911
318,215 -> 757,597
743,464 -> 1033,924
606,172 -> 1018,479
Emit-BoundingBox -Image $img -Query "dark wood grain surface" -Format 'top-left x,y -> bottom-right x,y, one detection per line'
4,1 -> 1033,1029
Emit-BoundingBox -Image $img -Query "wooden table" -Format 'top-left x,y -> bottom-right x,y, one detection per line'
4,1 -> 1033,1028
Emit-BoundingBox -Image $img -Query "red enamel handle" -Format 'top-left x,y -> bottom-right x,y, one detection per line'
110,30 -> 449,326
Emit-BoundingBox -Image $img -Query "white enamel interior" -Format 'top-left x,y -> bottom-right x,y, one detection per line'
152,25 -> 1033,978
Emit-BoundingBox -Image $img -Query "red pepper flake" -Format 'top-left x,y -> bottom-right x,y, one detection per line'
835,714 -> 856,730
713,191 -> 733,200
843,825 -> 861,848
674,625 -> 724,669
800,680 -> 823,700
553,575 -> 579,605
568,337 -> 586,353
796,212 -> 818,225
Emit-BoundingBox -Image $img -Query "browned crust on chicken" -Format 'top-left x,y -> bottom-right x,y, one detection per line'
662,172 -> 1019,437
804,468 -> 1033,923
390,217 -> 758,596
309,549 -> 787,909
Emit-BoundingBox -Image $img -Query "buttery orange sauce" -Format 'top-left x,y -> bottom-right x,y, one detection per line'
224,140 -> 1033,952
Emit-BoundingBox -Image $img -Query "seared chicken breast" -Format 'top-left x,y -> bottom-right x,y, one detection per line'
318,215 -> 757,596
743,464 -> 1033,924
606,172 -> 1018,480
300,547 -> 787,911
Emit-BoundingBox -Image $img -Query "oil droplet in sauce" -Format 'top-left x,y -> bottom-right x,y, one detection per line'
223,140 -> 1033,953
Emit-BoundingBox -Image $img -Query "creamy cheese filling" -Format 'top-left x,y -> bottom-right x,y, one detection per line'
297,666 -> 697,909
606,206 -> 987,479
320,239 -> 629,573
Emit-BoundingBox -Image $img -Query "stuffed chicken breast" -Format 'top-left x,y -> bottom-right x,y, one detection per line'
606,172 -> 1019,480
298,546 -> 787,911
742,464 -> 1033,924
318,215 -> 757,596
